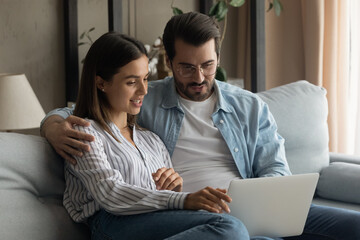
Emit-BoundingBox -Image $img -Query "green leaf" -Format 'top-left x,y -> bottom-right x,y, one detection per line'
215,1 -> 228,22
230,0 -> 245,8
79,32 -> 85,39
267,2 -> 273,12
88,27 -> 95,32
77,42 -> 86,46
209,1 -> 220,16
86,34 -> 93,42
215,66 -> 227,82
273,0 -> 283,16
172,7 -> 183,15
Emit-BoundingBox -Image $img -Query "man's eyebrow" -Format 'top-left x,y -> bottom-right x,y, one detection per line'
178,60 -> 215,66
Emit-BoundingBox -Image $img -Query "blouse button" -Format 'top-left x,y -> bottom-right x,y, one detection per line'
219,119 -> 224,124
234,148 -> 239,152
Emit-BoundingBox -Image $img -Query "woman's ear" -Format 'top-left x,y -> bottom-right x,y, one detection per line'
96,76 -> 106,92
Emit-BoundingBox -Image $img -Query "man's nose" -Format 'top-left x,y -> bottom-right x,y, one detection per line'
193,67 -> 205,83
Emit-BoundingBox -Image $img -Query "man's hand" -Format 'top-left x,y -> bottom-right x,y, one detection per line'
184,187 -> 231,213
41,115 -> 95,164
152,167 -> 183,192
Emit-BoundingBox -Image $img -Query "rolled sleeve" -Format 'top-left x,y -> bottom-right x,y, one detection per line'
40,106 -> 74,128
254,102 -> 291,177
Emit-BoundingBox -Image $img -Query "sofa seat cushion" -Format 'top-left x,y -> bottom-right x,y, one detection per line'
313,197 -> 360,212
257,81 -> 329,174
317,162 -> 360,205
0,132 -> 89,239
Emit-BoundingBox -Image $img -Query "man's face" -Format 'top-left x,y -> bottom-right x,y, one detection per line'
169,39 -> 218,101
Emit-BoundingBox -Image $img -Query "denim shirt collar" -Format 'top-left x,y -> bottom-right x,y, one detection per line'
161,77 -> 232,114
213,80 -> 232,113
161,77 -> 181,110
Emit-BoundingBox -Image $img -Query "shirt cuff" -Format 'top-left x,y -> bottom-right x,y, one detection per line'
167,192 -> 189,209
40,107 -> 74,128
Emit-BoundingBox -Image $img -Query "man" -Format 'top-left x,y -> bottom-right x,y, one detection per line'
41,12 -> 360,239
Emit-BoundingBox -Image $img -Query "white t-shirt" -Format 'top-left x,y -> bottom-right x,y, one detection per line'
172,92 -> 241,192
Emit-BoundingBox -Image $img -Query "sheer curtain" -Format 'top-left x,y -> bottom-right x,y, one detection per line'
349,0 -> 360,155
265,0 -> 360,155
320,0 -> 350,154
301,0 -> 360,155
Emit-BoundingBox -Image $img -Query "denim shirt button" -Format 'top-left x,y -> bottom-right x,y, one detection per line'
219,119 -> 224,124
234,147 -> 239,152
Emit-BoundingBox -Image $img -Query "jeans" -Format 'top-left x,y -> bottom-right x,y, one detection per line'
88,209 -> 253,240
88,204 -> 360,240
284,204 -> 360,240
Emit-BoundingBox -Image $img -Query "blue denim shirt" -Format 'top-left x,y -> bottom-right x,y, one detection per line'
137,77 -> 291,179
42,77 -> 291,179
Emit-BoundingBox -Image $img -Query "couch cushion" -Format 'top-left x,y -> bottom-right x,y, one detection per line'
0,132 -> 90,240
316,162 -> 360,205
257,81 -> 329,174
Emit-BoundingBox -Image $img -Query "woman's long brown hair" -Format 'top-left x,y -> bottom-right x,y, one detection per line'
74,32 -> 147,141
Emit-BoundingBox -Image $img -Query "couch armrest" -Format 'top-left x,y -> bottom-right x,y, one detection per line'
329,152 -> 360,165
316,162 -> 360,204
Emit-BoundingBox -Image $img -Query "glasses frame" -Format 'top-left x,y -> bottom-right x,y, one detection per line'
172,61 -> 218,78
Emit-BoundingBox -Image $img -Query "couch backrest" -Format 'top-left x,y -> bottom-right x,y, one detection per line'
0,132 -> 89,240
256,80 -> 330,174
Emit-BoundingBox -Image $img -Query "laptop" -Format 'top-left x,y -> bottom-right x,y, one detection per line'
227,173 -> 319,238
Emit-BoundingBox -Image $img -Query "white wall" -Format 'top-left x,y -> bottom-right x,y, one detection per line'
0,0 -> 240,135
121,0 -> 198,45
220,6 -> 239,79
121,0 -> 238,78
0,0 -> 65,114
78,0 -> 108,79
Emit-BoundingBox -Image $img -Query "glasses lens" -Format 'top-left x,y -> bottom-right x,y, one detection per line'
180,66 -> 194,77
202,64 -> 217,76
178,64 -> 217,78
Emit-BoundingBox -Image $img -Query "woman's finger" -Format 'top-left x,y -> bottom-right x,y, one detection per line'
162,173 -> 179,189
155,168 -> 174,187
152,167 -> 167,182
164,176 -> 183,191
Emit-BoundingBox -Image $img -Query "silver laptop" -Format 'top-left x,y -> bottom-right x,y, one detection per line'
227,173 -> 319,238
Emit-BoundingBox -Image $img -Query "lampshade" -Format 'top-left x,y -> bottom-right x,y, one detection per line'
0,73 -> 45,130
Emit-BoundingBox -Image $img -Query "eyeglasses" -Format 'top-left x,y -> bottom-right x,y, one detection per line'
174,62 -> 217,78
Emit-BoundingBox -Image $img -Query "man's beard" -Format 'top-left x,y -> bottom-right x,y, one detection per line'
174,77 -> 215,101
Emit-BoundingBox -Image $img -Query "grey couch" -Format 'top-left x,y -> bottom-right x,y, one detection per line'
1,80 -> 359,239
257,81 -> 360,211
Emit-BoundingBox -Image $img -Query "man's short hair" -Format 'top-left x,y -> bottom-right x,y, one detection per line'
162,12 -> 221,61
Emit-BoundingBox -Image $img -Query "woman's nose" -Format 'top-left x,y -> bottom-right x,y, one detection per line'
137,81 -> 148,95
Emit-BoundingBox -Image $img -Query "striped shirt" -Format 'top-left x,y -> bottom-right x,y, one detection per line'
63,120 -> 188,223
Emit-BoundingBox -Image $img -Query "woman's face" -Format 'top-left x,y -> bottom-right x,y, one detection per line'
102,55 -> 149,117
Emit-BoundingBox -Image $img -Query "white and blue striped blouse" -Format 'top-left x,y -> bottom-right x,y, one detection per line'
63,120 -> 188,223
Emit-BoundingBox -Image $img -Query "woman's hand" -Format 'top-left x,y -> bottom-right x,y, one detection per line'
184,187 -> 232,213
152,167 -> 183,192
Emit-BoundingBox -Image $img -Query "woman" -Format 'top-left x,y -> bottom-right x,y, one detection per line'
63,32 -> 248,240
